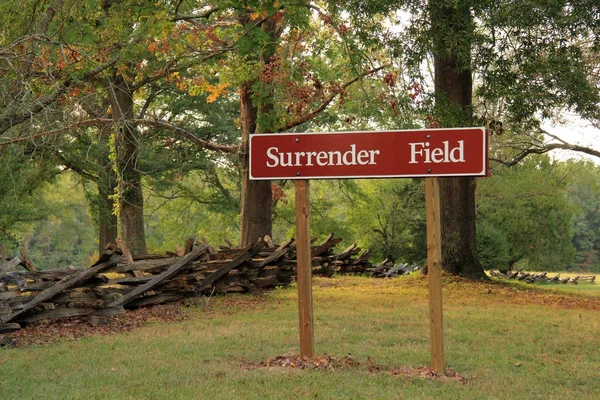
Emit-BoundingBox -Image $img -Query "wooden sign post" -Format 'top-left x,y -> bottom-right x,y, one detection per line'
249,128 -> 487,369
425,177 -> 444,373
294,180 -> 315,357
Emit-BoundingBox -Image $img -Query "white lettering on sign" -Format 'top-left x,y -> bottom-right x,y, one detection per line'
408,141 -> 465,164
266,144 -> 380,168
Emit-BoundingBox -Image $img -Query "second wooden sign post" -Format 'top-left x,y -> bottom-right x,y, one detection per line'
294,179 -> 314,358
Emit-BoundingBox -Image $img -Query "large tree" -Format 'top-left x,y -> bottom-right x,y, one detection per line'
1,1 -> 240,254
429,0 -> 486,278
227,2 -> 391,246
344,0 -> 600,278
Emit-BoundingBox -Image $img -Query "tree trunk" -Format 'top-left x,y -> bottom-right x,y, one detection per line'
430,0 -> 488,279
97,179 -> 118,253
238,16 -> 281,247
239,85 -> 272,247
96,130 -> 119,254
105,74 -> 147,256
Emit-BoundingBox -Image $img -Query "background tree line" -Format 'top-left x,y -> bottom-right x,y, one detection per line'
1,0 -> 599,274
3,156 -> 600,273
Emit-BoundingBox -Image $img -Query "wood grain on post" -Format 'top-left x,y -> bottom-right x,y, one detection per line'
425,177 -> 444,373
294,180 -> 314,358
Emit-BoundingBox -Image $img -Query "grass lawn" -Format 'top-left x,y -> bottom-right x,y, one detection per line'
1,275 -> 598,399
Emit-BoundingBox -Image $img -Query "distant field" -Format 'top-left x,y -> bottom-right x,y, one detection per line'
1,274 -> 599,399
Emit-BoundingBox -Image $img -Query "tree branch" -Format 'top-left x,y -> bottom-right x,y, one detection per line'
0,88 -> 65,135
56,155 -> 99,183
172,6 -> 219,22
490,130 -> 600,169
129,48 -> 233,92
138,86 -> 160,119
0,119 -> 110,149
134,119 -> 239,153
0,118 -> 239,154
0,57 -> 118,136
276,65 -> 389,132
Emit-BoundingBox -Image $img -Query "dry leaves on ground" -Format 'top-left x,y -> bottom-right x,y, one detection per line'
1,303 -> 186,348
240,353 -> 466,383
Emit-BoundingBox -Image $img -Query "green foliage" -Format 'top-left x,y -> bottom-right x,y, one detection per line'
0,144 -> 61,248
1,170 -> 97,269
478,159 -> 600,273
561,160 -> 600,272
344,179 -> 426,263
272,179 -> 426,263
283,180 -> 357,244
19,173 -> 97,269
144,164 -> 241,252
478,155 -> 576,270
476,220 -> 510,271
472,0 -> 600,128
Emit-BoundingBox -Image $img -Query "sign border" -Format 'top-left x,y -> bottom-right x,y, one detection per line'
249,127 -> 488,180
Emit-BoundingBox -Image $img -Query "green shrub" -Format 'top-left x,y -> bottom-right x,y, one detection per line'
477,221 -> 511,271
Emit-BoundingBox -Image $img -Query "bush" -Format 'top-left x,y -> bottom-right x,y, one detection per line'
477,221 -> 511,271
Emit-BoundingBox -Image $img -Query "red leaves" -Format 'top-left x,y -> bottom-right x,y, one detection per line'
426,115 -> 440,128
390,98 -> 398,116
383,72 -> 397,88
271,183 -> 287,204
407,82 -> 422,100
337,23 -> 350,37
259,55 -> 285,84
318,13 -> 334,26
279,68 -> 335,119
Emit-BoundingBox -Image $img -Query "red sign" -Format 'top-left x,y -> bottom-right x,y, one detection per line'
249,128 -> 487,180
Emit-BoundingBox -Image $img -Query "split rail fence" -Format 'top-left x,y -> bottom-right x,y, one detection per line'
0,234 -> 411,333
490,270 -> 596,284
